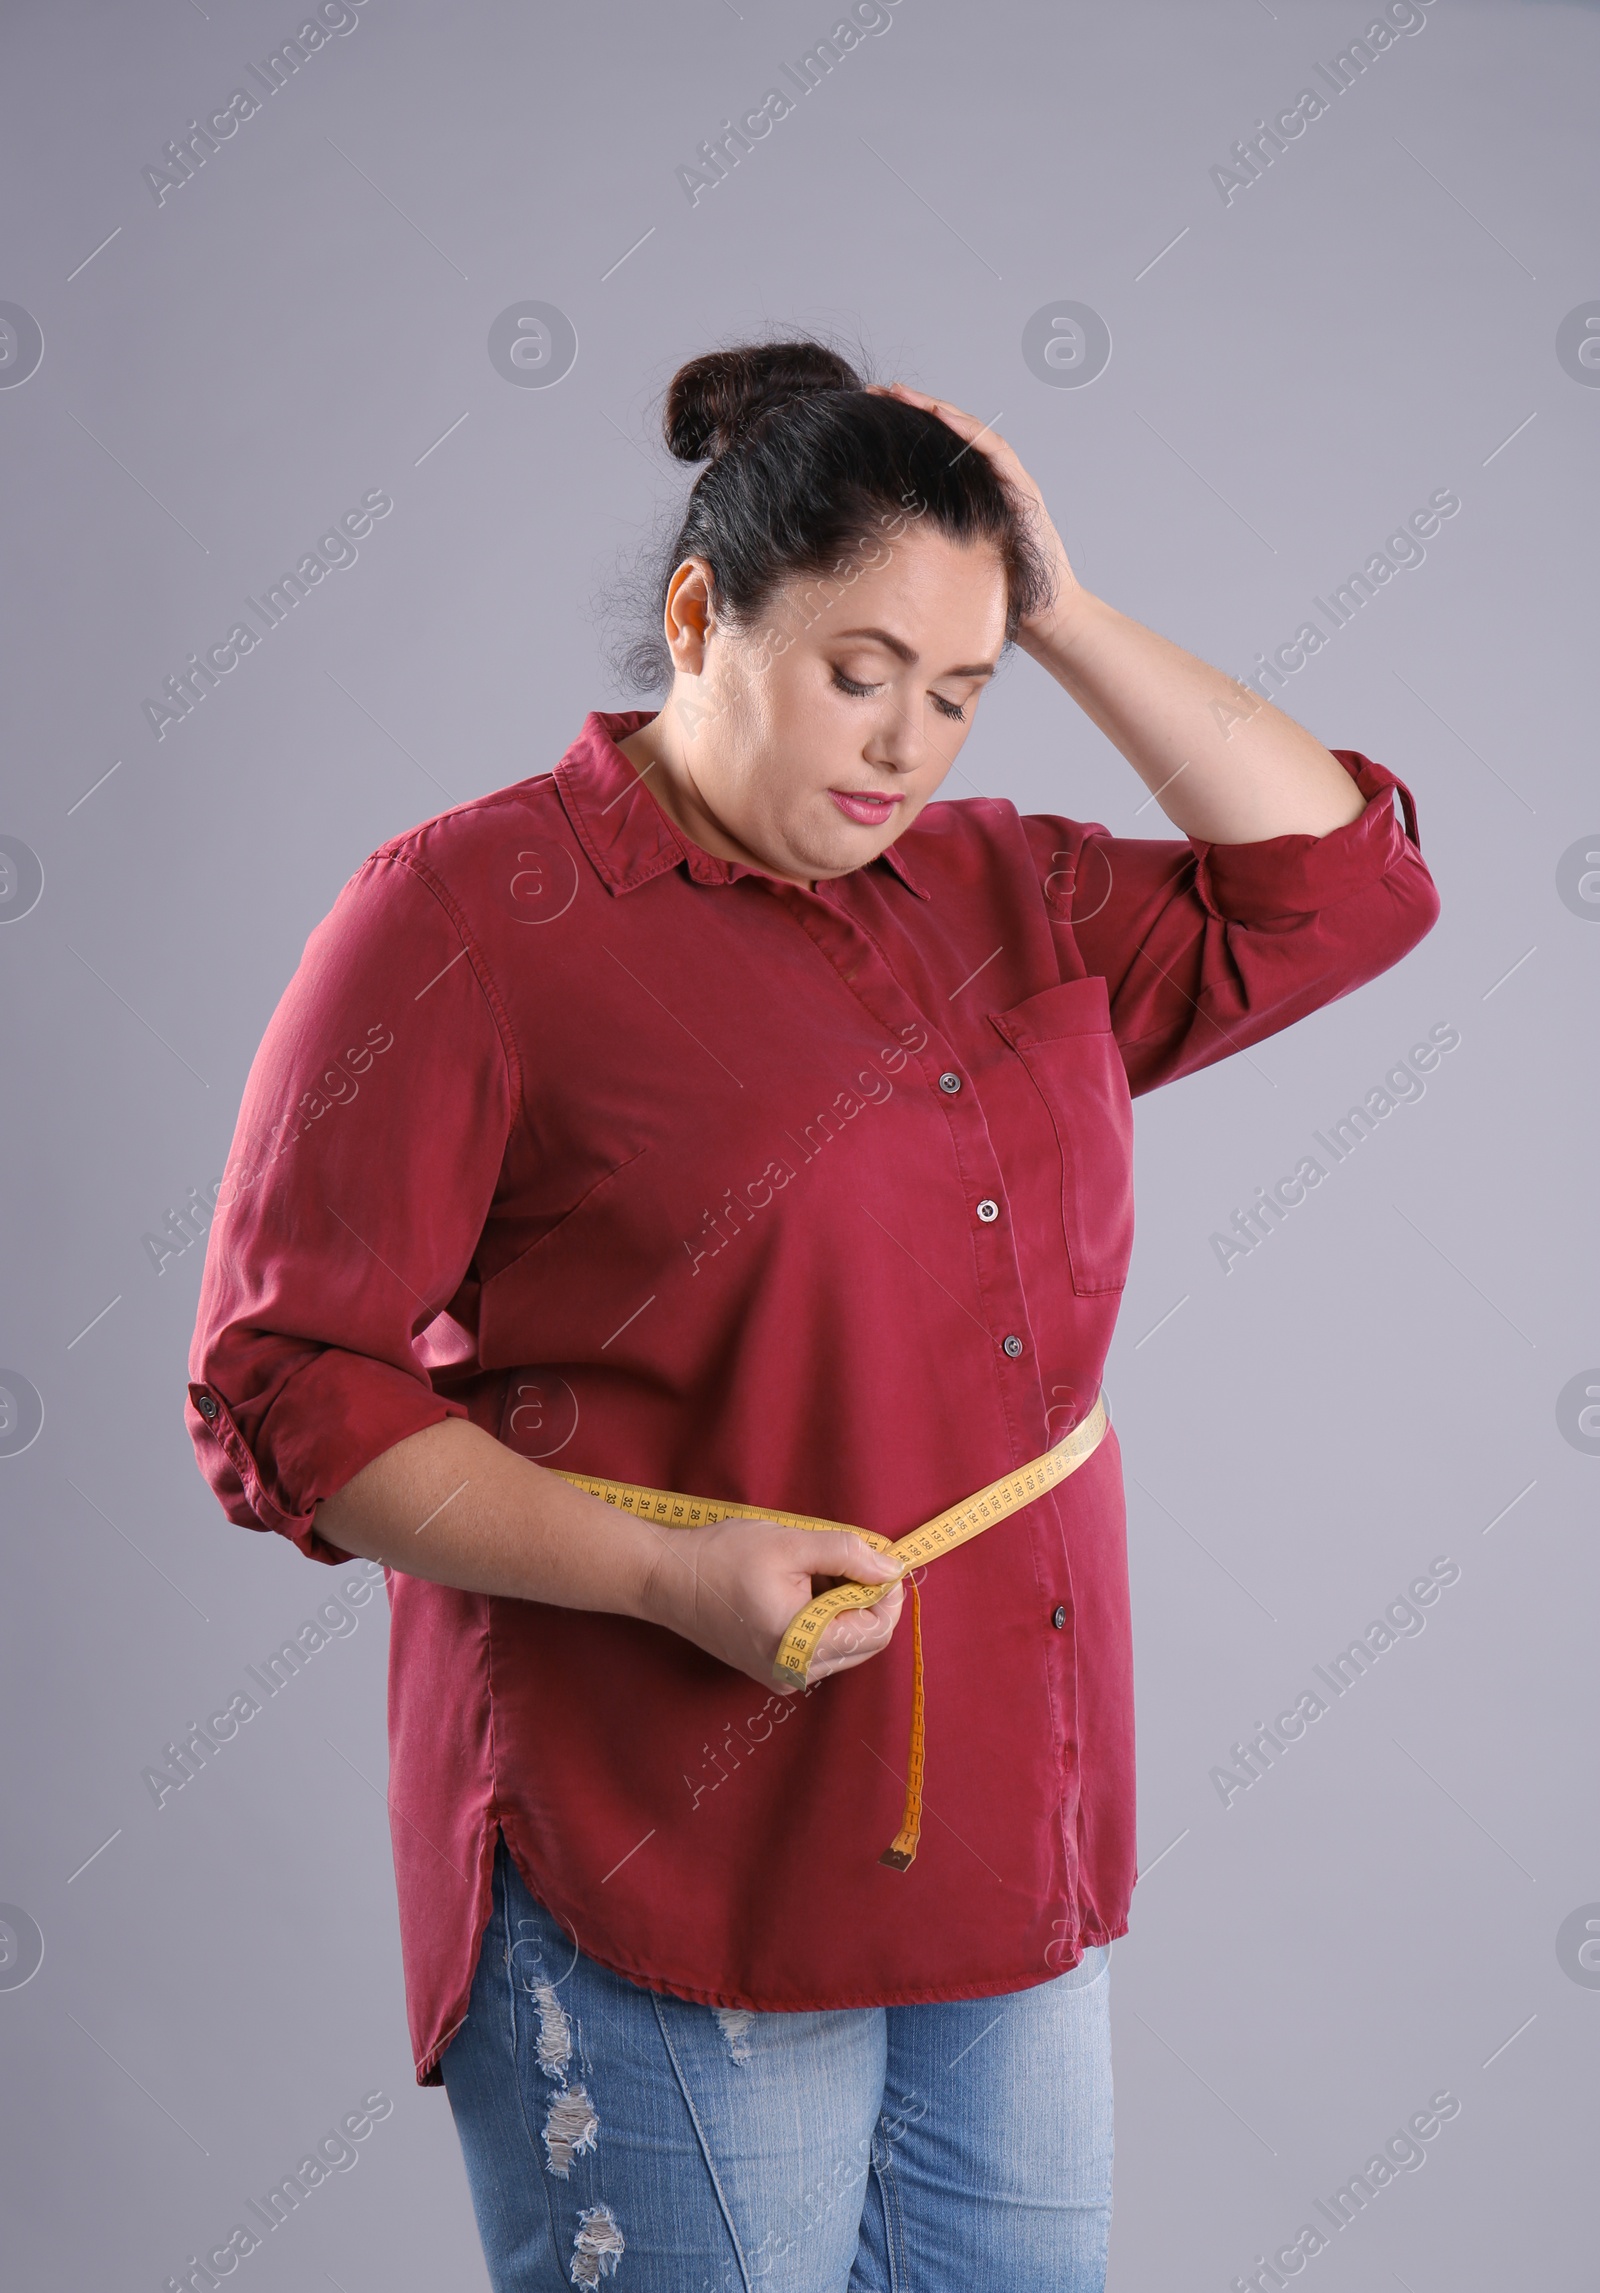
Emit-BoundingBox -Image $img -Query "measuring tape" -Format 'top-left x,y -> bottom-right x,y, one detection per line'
550,1393 -> 1109,1869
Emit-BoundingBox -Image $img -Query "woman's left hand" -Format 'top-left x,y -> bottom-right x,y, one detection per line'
868,381 -> 1082,651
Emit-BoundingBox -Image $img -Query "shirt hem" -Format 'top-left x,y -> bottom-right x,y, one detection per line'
411,1814 -> 1130,2083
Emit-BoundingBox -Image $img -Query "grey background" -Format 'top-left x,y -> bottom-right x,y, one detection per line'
1,0 -> 1594,2284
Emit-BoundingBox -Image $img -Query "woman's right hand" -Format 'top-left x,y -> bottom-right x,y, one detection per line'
641,1517 -> 907,1692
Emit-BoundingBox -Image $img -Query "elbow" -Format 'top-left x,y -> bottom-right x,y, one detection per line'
1383,856 -> 1443,966
1340,868 -> 1440,998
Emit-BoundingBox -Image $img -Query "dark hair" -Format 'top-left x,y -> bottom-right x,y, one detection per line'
612,336 -> 1056,692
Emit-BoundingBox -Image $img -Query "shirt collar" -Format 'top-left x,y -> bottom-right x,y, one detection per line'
553,710 -> 929,901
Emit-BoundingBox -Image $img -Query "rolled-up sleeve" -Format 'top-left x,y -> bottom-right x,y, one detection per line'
186,851 -> 517,1562
1021,749 -> 1440,1096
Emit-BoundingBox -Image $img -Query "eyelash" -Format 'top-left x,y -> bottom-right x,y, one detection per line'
831,667 -> 967,723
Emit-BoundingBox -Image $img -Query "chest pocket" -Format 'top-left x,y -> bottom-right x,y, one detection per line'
989,974 -> 1134,1296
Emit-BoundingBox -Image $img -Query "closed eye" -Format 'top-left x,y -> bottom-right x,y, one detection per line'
831,666 -> 968,723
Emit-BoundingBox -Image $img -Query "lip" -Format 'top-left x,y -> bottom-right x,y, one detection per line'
828,789 -> 902,827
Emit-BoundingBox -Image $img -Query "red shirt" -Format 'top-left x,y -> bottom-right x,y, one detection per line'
186,710 -> 1439,2081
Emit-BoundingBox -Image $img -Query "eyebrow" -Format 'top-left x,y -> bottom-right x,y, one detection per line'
832,626 -> 998,680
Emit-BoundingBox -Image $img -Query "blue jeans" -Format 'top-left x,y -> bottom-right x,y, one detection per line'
441,1838 -> 1113,2291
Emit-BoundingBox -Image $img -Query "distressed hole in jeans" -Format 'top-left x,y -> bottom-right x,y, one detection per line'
712,2005 -> 756,2064
571,2201 -> 625,2286
532,1981 -> 575,2079
543,2083 -> 600,2177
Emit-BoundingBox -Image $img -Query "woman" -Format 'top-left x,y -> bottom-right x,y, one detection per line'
186,339 -> 1440,2291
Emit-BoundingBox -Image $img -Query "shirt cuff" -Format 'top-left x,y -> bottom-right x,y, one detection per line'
1190,750 -> 1421,927
187,1355 -> 463,1564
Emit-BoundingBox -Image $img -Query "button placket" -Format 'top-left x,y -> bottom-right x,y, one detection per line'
769,880 -> 1045,1420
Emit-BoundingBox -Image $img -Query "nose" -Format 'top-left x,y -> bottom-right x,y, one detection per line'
863,696 -> 929,778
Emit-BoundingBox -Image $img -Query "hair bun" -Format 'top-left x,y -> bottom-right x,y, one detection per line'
663,340 -> 862,463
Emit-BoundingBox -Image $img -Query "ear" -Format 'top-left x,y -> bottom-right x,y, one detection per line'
664,557 -> 717,674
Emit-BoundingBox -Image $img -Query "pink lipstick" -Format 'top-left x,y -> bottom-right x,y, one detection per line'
829,789 -> 901,828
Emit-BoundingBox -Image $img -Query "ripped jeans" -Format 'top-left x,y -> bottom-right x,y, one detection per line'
441,1837 -> 1113,2292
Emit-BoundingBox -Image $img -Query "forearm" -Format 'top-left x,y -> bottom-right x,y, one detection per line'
316,1416 -> 669,1620
1022,585 -> 1368,844
313,1415 -> 904,1692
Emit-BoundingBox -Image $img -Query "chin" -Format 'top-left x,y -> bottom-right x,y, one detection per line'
804,802 -> 897,869
800,829 -> 878,879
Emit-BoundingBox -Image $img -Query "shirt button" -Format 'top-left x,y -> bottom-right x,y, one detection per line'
196,1392 -> 219,1423
938,1072 -> 962,1094
1051,1604 -> 1067,1630
1002,1334 -> 1024,1358
976,1198 -> 1000,1224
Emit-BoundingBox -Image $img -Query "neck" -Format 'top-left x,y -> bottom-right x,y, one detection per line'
615,709 -> 816,888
